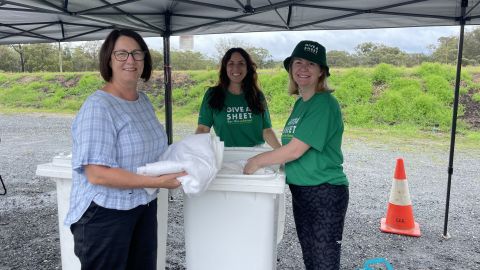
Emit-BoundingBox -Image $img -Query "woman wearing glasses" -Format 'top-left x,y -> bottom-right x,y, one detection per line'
65,29 -> 184,270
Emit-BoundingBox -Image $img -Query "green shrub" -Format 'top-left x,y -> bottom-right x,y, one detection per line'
188,84 -> 208,99
415,62 -> 456,82
188,70 -> 217,83
42,73 -> 56,81
372,63 -> 400,85
172,88 -> 187,105
460,71 -> 473,85
268,92 -> 294,115
60,98 -> 83,111
41,87 -> 66,109
343,104 -> 374,125
67,73 -> 102,97
374,91 -> 409,124
0,84 -> 41,107
187,96 -> 203,112
148,93 -> 164,109
328,71 -> 342,90
0,68 -> 477,134
0,73 -> 7,83
387,78 -> 424,101
259,71 -> 292,114
259,71 -> 288,99
401,86 -> 424,101
334,72 -> 372,106
472,92 -> 480,103
42,95 -> 63,108
459,86 -> 469,95
409,94 -> 451,128
423,75 -> 454,105
389,78 -> 422,91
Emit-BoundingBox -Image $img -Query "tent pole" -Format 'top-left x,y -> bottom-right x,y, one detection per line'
58,42 -> 63,73
163,12 -> 173,145
443,0 -> 467,239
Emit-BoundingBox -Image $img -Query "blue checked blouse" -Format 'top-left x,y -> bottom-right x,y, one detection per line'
64,90 -> 167,226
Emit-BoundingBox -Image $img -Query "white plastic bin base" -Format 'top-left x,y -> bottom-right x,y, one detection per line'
184,147 -> 285,270
36,154 -> 169,270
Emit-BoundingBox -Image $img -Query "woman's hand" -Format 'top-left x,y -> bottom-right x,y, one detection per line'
263,128 -> 281,149
153,171 -> 186,189
195,124 -> 210,134
243,157 -> 261,175
85,165 -> 187,189
243,138 -> 310,175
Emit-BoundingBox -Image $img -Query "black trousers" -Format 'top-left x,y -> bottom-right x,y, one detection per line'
289,184 -> 349,270
70,199 -> 158,270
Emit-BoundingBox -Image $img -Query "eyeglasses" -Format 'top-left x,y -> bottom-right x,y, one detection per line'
112,50 -> 146,61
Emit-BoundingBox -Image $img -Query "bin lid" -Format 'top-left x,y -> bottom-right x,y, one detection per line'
36,153 -> 72,179
208,174 -> 285,194
208,147 -> 285,194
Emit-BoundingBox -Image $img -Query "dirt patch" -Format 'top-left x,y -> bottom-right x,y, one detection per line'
471,73 -> 480,83
18,76 -> 37,84
171,72 -> 196,88
459,88 -> 480,129
56,76 -> 80,88
371,83 -> 388,100
9,74 -> 80,89
138,72 -> 197,96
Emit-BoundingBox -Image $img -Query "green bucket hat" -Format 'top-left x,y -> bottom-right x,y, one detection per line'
283,40 -> 330,76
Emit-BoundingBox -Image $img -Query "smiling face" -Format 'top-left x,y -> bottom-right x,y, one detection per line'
110,35 -> 144,84
291,57 -> 323,91
226,52 -> 247,86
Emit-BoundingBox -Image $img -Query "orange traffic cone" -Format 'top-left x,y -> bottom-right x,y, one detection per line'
380,158 -> 421,237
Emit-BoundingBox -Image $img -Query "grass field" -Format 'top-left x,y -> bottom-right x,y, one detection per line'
1,63 -> 479,149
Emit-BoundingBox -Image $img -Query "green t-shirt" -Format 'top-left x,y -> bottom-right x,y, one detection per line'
281,92 -> 348,186
198,88 -> 272,147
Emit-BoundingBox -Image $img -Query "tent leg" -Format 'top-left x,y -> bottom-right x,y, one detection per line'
163,35 -> 173,145
443,0 -> 467,239
58,42 -> 63,73
163,12 -> 173,145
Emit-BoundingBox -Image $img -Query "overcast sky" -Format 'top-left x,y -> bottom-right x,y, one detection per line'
145,26 -> 475,61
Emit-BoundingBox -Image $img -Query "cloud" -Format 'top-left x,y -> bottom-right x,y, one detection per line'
146,26 -> 471,60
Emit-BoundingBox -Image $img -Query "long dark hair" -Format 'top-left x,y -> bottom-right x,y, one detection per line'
208,48 -> 265,114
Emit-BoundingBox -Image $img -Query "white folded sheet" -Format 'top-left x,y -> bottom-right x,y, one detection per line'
137,133 -> 224,196
219,160 -> 275,175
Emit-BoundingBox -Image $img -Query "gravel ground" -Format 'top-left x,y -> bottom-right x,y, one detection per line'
0,113 -> 479,270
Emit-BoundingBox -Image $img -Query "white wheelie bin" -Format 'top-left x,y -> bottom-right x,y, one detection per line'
36,154 -> 170,270
183,147 -> 286,270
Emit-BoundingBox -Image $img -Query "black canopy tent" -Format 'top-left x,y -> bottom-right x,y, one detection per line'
1,0 -> 479,238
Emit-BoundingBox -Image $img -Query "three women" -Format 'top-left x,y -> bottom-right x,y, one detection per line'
69,31 -> 348,270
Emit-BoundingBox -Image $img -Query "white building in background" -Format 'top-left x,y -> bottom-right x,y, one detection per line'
179,35 -> 194,50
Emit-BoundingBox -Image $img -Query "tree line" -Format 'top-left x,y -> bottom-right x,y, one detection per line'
1,27 -> 479,72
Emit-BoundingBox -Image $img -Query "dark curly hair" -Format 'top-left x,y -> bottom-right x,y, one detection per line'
207,47 -> 265,114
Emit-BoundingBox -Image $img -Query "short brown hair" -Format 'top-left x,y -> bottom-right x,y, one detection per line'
287,61 -> 330,95
99,29 -> 152,82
